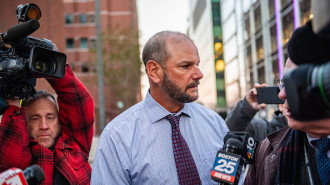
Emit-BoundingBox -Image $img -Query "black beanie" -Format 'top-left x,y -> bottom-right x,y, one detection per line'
287,20 -> 330,65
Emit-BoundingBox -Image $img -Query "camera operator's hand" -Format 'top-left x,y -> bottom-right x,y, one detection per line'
246,83 -> 267,111
5,97 -> 20,107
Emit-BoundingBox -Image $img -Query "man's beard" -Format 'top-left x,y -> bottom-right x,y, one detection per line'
162,72 -> 199,103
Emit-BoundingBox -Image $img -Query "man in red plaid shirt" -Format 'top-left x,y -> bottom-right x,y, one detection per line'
0,64 -> 94,185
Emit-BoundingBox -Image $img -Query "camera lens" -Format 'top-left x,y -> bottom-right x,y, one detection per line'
31,55 -> 56,75
29,46 -> 66,78
33,61 -> 51,73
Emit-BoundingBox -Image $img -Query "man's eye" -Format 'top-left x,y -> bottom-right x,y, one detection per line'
47,117 -> 55,120
30,117 -> 39,122
182,65 -> 189,68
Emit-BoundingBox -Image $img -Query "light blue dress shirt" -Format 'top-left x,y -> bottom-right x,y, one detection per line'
91,91 -> 229,184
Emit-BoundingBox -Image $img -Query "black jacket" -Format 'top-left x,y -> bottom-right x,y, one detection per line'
225,97 -> 287,141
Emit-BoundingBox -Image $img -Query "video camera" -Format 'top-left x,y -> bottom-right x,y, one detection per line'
0,3 -> 66,99
283,0 -> 330,121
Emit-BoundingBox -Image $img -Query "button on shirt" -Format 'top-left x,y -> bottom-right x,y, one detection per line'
91,91 -> 229,185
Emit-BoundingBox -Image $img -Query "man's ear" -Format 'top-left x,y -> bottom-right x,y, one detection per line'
146,60 -> 163,83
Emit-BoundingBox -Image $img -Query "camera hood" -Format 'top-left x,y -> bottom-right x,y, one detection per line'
29,47 -> 66,78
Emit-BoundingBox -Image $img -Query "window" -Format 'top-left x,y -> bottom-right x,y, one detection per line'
79,14 -> 87,23
270,23 -> 277,53
80,38 -> 88,48
282,10 -> 294,45
65,14 -> 74,24
244,14 -> 251,40
268,0 -> 275,18
66,38 -> 74,49
82,63 -> 89,73
89,14 -> 95,23
249,68 -> 254,89
257,62 -> 265,84
254,4 -> 261,32
91,38 -> 96,48
300,0 -> 311,25
212,2 -> 221,26
246,44 -> 252,67
256,35 -> 264,61
272,55 -> 280,84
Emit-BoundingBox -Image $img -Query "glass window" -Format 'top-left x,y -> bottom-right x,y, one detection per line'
212,2 -> 221,26
91,38 -> 96,48
244,14 -> 251,40
80,38 -> 88,48
216,77 -> 225,90
256,35 -> 264,61
257,61 -> 265,84
281,0 -> 292,8
82,63 -> 89,73
272,55 -> 280,84
65,14 -> 74,24
79,14 -> 87,23
254,4 -> 261,32
270,23 -> 277,53
300,0 -> 311,26
66,38 -> 74,49
268,0 -> 275,18
249,68 -> 254,89
282,9 -> 294,45
89,14 -> 95,23
246,44 -> 252,67
217,96 -> 227,107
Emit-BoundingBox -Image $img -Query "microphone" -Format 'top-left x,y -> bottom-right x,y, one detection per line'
211,138 -> 244,185
0,165 -> 45,185
226,131 -> 259,164
1,19 -> 40,42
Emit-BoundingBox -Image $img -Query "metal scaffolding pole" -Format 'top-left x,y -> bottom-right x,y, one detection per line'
95,0 -> 105,131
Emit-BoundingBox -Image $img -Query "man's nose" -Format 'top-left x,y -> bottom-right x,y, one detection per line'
40,118 -> 50,130
192,66 -> 203,80
278,87 -> 286,100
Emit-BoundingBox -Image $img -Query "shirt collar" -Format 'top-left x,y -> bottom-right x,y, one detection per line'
306,133 -> 330,148
143,90 -> 192,124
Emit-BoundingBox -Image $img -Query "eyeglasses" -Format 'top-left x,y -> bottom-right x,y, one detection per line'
277,78 -> 285,90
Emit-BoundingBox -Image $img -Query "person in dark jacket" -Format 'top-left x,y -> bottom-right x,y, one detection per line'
0,65 -> 94,185
225,83 -> 287,141
243,58 -> 330,185
244,20 -> 330,185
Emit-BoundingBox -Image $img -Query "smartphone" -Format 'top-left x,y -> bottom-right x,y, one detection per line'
257,86 -> 284,104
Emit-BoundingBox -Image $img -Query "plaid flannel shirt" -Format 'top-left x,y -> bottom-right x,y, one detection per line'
0,65 -> 94,185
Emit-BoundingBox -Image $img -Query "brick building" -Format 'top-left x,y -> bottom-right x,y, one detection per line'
0,0 -> 141,135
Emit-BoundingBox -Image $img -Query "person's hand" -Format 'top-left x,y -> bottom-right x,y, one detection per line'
5,97 -> 20,107
246,83 -> 267,111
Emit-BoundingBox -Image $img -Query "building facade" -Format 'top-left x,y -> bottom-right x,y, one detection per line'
221,0 -> 311,119
187,0 -> 311,119
188,0 -> 227,117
